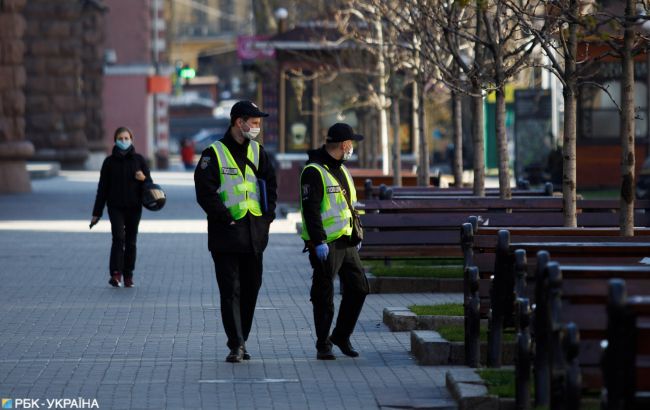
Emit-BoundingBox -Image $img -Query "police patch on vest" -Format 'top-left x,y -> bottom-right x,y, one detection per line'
200,156 -> 210,169
221,167 -> 238,175
326,186 -> 341,194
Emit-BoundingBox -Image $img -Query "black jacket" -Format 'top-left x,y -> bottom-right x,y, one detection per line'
194,129 -> 277,254
92,145 -> 152,217
300,146 -> 353,246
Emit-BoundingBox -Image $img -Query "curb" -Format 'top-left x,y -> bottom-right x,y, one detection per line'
367,273 -> 463,293
383,307 -> 465,332
410,330 -> 516,366
27,162 -> 60,179
445,369 -> 502,410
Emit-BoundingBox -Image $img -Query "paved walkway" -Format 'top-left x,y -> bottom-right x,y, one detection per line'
0,171 -> 461,410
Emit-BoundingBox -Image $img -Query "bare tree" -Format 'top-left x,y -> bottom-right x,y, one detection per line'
510,0 -> 649,230
419,0 -> 535,198
505,0 -> 584,226
407,0 -> 485,193
594,0 -> 650,235
620,0 -> 637,235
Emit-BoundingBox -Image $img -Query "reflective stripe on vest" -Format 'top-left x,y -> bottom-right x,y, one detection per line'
211,140 -> 262,220
300,163 -> 357,243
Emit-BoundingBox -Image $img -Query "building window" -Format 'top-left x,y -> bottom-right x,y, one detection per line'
285,72 -> 313,152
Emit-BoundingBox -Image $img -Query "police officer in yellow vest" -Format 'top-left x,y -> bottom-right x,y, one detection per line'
194,101 -> 277,363
300,123 -> 369,360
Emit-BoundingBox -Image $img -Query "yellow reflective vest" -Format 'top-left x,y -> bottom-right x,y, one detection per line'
300,163 -> 356,243
211,140 -> 262,220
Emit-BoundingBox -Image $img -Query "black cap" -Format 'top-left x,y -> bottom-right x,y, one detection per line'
230,100 -> 269,119
326,123 -> 364,142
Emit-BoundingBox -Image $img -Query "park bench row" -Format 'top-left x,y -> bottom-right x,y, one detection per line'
460,223 -> 650,366
512,260 -> 650,409
358,197 -> 650,260
354,194 -> 650,408
461,225 -> 650,408
361,179 -> 555,200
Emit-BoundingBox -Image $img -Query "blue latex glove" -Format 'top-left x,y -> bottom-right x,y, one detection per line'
356,242 -> 362,251
315,243 -> 329,261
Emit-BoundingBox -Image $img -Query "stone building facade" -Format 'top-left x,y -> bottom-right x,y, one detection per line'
23,0 -> 106,167
0,0 -> 33,193
0,0 -> 106,193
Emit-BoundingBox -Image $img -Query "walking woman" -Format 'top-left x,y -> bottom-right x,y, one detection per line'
91,126 -> 152,288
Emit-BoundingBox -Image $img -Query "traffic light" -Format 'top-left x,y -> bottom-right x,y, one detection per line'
179,65 -> 196,80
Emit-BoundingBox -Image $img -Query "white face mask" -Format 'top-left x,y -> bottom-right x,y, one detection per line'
343,146 -> 353,161
240,121 -> 261,139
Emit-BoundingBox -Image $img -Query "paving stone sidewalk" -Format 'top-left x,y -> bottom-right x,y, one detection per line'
0,171 -> 462,410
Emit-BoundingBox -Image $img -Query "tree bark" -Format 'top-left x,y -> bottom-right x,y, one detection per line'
472,80 -> 485,196
412,81 -> 420,172
392,96 -> 402,186
472,4 -> 485,196
620,0 -> 636,236
417,84 -> 430,186
376,17 -> 390,175
495,85 -> 512,199
452,90 -> 463,187
562,0 -> 578,227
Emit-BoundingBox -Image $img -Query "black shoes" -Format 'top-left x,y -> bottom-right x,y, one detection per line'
226,346 -> 244,363
123,276 -> 134,288
242,347 -> 251,360
329,335 -> 359,357
108,272 -> 121,287
316,347 -> 336,360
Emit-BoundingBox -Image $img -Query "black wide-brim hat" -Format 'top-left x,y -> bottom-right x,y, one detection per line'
326,123 -> 364,142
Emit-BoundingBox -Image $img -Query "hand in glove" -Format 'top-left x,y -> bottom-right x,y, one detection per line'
356,242 -> 362,251
315,243 -> 329,261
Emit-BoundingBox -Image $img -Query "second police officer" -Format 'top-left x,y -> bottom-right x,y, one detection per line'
300,123 -> 369,360
194,101 -> 277,363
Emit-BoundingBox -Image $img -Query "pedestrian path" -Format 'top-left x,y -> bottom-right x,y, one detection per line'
0,171 -> 461,409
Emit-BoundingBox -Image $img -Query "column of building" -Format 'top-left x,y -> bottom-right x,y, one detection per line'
81,0 -> 108,165
0,0 -> 34,193
23,0 -> 88,168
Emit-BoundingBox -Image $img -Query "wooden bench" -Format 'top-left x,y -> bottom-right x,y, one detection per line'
514,263 -> 650,408
601,279 -> 650,409
460,226 -> 650,367
359,197 -> 650,261
364,180 -> 555,200
350,171 -> 439,199
359,197 -> 571,260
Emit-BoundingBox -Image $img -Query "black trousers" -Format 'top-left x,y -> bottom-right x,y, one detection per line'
309,240 -> 369,350
107,206 -> 142,277
210,251 -> 263,350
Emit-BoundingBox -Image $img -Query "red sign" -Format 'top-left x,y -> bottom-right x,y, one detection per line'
237,35 -> 275,61
147,76 -> 172,94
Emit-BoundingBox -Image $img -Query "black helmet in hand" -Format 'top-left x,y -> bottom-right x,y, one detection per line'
142,183 -> 166,211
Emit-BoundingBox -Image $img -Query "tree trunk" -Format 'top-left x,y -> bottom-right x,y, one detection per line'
376,17 -> 390,175
413,80 -> 420,172
472,80 -> 485,196
417,84 -> 429,186
370,116 -> 379,169
472,5 -> 485,196
562,1 -> 578,227
452,90 -> 463,187
495,85 -> 512,199
392,96 -> 402,187
620,0 -> 636,236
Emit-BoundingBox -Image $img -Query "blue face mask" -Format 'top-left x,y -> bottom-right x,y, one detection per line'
116,140 -> 132,150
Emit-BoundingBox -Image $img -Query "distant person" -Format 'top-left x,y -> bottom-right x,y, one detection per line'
194,101 -> 277,363
299,123 -> 369,360
181,137 -> 195,170
91,126 -> 153,288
